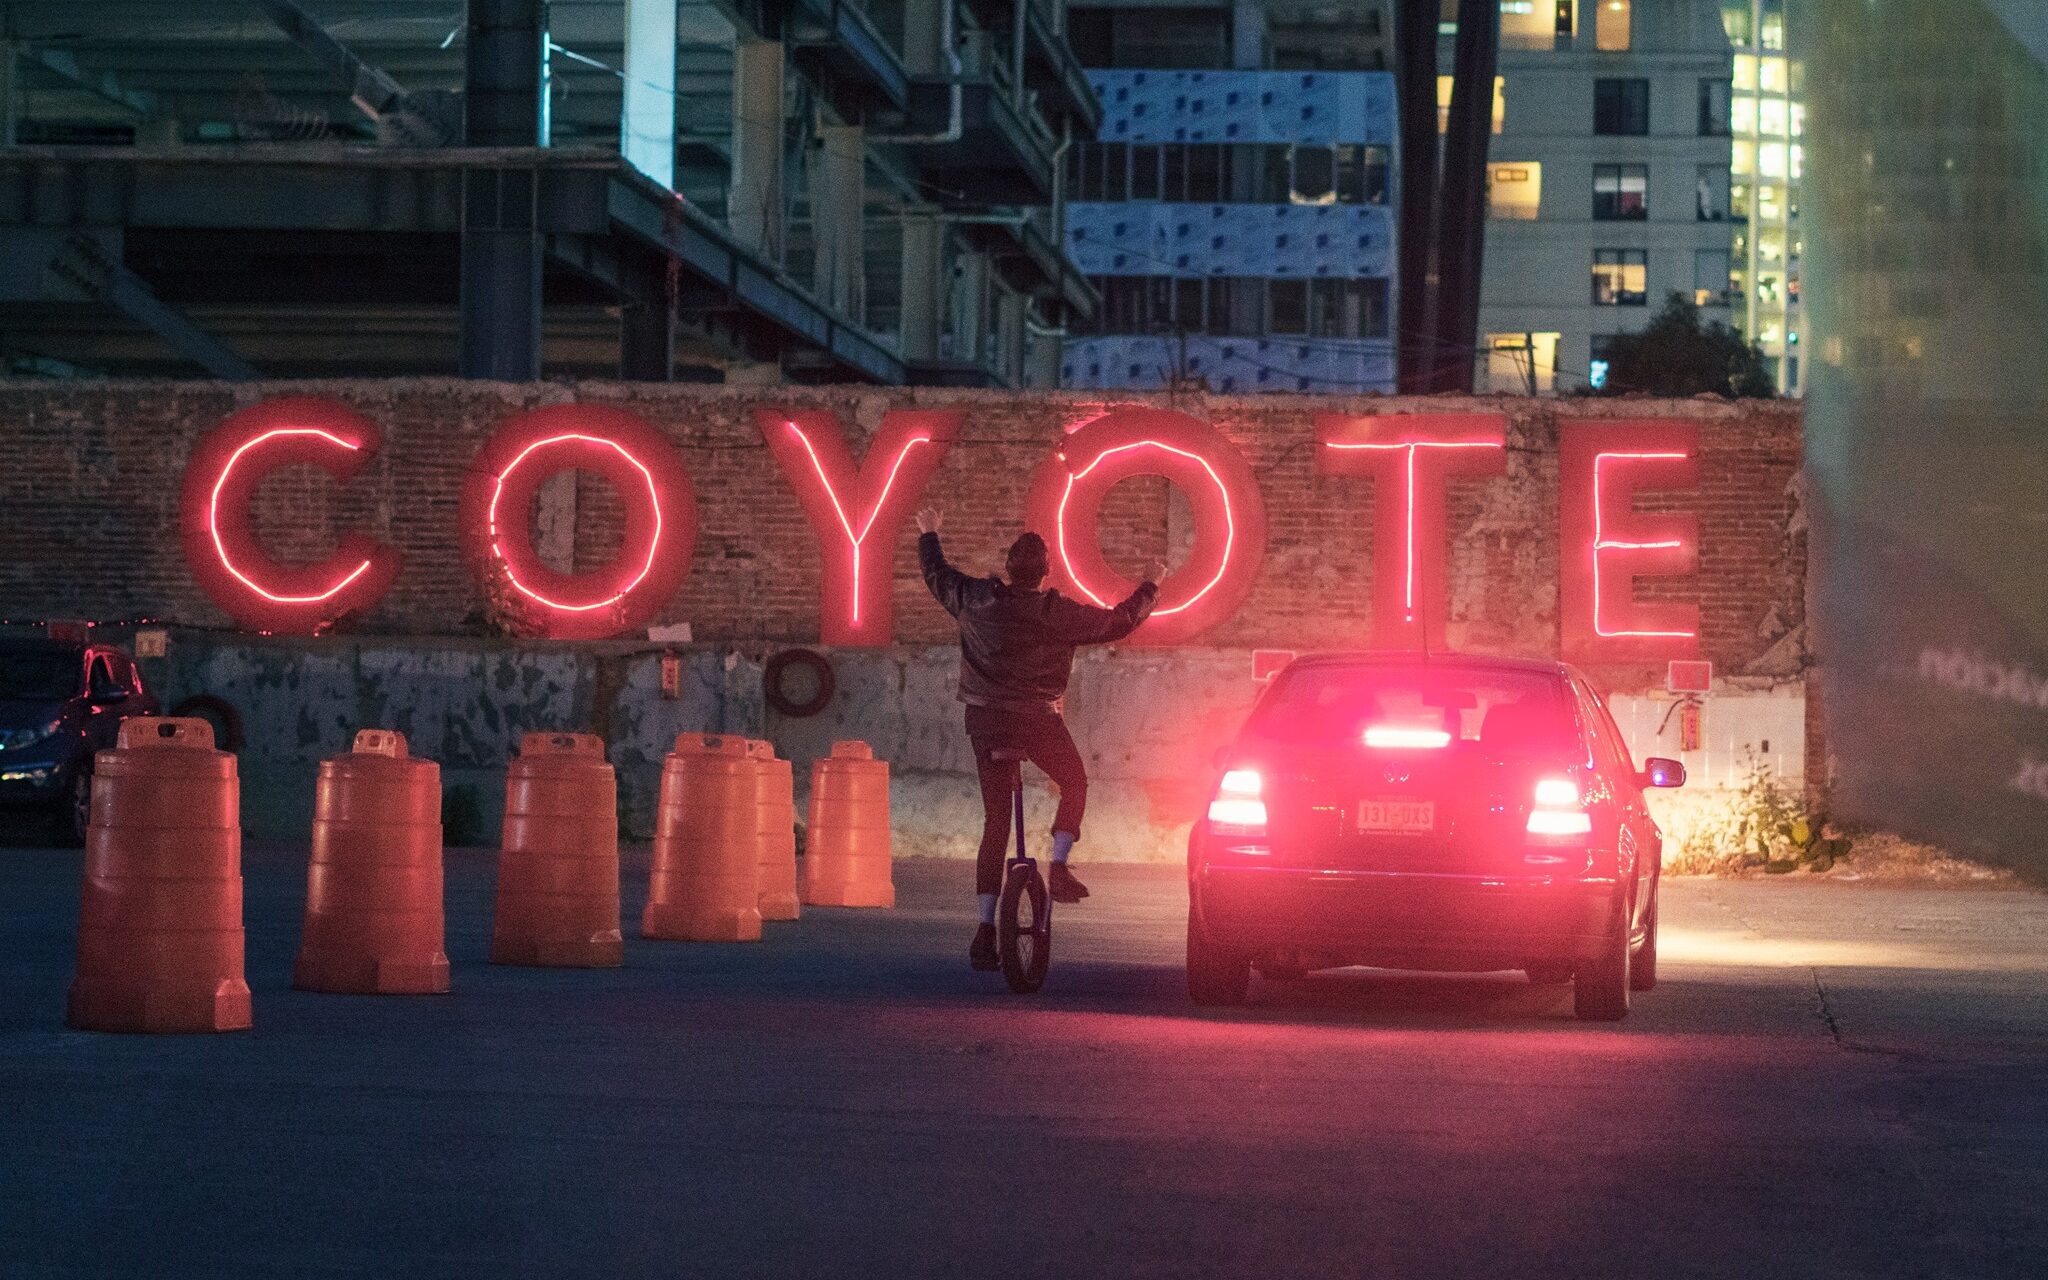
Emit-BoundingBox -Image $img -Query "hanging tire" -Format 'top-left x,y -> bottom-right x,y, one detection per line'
997,862 -> 1049,994
1574,897 -> 1632,1022
1186,906 -> 1250,1006
1629,882 -> 1659,992
763,648 -> 835,718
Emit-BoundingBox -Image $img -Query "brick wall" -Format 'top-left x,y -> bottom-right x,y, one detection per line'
0,380 -> 1807,691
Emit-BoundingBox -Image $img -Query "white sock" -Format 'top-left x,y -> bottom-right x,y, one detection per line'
1051,830 -> 1076,863
978,893 -> 997,924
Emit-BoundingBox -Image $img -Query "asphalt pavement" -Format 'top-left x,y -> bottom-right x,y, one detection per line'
3,843 -> 2045,1279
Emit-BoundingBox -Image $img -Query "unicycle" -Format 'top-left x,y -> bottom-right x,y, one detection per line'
990,749 -> 1051,993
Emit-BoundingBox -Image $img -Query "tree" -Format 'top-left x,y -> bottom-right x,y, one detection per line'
1598,293 -> 1777,398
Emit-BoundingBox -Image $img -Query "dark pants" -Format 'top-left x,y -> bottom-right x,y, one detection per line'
965,704 -> 1088,897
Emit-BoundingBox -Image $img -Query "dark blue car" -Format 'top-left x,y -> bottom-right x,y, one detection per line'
0,638 -> 158,843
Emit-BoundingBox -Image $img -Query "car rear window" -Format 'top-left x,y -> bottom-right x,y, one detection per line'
0,650 -> 81,700
1246,663 -> 1580,758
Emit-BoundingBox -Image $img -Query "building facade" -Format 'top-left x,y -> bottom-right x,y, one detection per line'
1719,0 -> 1804,394
1059,1 -> 1399,392
1470,0 -> 1736,394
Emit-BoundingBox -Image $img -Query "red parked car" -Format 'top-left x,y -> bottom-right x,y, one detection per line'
1187,653 -> 1684,1021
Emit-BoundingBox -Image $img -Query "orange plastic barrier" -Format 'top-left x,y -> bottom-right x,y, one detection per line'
494,732 -> 623,968
644,734 -> 763,942
294,730 -> 448,995
803,740 -> 894,908
67,718 -> 252,1033
748,739 -> 801,922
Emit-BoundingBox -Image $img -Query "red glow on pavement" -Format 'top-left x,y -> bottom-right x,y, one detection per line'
1024,407 -> 1267,646
208,428 -> 374,604
1592,452 -> 1694,639
487,433 -> 663,614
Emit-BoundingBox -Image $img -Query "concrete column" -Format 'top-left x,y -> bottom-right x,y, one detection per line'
461,1 -> 549,378
729,40 -> 785,262
902,0 -> 946,75
812,125 -> 865,318
464,0 -> 549,146
898,216 -> 944,362
951,249 -> 987,365
621,0 -> 677,187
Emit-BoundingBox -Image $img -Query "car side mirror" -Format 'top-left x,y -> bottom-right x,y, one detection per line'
90,690 -> 128,707
1639,757 -> 1686,789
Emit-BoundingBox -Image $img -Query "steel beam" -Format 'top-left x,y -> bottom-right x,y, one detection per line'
26,47 -> 159,118
461,167 -> 544,378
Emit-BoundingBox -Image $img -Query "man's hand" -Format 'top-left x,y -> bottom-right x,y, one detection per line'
916,506 -> 942,535
1139,558 -> 1167,585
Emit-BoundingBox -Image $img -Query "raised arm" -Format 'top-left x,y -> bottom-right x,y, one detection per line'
1047,560 -> 1164,645
917,509 -> 974,617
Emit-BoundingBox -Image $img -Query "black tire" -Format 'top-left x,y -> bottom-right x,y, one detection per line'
1524,962 -> 1573,986
1574,899 -> 1632,1022
57,768 -> 92,848
1629,883 -> 1659,992
997,863 -> 1049,994
170,695 -> 244,752
763,648 -> 835,718
1186,907 -> 1250,1006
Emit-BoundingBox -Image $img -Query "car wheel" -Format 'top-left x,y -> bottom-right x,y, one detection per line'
1629,884 -> 1659,992
1573,900 -> 1632,1022
1524,962 -> 1573,986
60,769 -> 92,847
1186,907 -> 1250,1007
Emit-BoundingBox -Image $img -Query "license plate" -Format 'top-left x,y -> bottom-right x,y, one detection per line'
1358,798 -> 1435,834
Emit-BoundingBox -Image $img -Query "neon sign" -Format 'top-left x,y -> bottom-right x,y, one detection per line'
1023,407 -> 1267,646
1559,419 -> 1700,660
457,405 -> 698,641
177,397 -> 400,634
758,408 -> 963,647
1316,413 -> 1508,651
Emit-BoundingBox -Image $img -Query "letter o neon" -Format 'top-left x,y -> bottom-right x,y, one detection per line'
1024,408 -> 1266,646
458,405 -> 697,640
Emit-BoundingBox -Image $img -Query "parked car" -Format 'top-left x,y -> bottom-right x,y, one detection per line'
0,638 -> 159,844
1187,652 -> 1684,1021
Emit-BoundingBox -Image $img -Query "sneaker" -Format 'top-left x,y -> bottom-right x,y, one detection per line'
1049,862 -> 1090,904
969,923 -> 999,971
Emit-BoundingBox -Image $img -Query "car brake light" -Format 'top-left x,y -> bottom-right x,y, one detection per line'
1526,775 -> 1592,837
1208,768 -> 1267,834
1363,725 -> 1451,749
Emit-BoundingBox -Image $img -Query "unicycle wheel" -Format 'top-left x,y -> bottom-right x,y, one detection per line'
997,862 -> 1050,994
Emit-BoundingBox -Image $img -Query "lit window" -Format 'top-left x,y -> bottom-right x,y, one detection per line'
1437,75 -> 1506,134
1790,103 -> 1804,137
1595,0 -> 1630,51
1760,57 -> 1788,93
1759,142 -> 1787,178
1790,143 -> 1803,179
1731,95 -> 1756,136
1488,162 -> 1542,220
1759,98 -> 1787,138
1593,164 -> 1647,220
1732,140 -> 1756,176
1592,249 -> 1648,306
1485,332 -> 1559,394
1733,55 -> 1758,92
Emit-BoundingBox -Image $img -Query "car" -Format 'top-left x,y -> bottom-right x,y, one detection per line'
0,638 -> 160,844
1186,652 -> 1684,1021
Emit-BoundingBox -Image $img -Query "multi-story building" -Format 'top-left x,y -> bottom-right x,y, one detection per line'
0,0 -> 1099,387
1059,1 -> 1399,392
1469,0 -> 1736,394
1719,0 -> 1803,394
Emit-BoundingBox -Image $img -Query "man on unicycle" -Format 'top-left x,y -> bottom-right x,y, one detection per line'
916,507 -> 1161,972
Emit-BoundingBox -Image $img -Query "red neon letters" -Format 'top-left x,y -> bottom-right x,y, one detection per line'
1559,419 -> 1701,661
457,405 -> 698,641
178,397 -> 401,634
757,408 -> 963,647
1023,407 -> 1267,646
1316,413 -> 1508,651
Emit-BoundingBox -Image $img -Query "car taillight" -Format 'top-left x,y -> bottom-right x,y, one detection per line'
1526,776 -> 1592,838
1363,725 -> 1451,749
1208,768 -> 1267,835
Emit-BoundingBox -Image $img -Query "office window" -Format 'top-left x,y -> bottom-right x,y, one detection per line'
1592,164 -> 1647,220
1485,332 -> 1560,394
1592,249 -> 1648,305
1351,278 -> 1391,338
1437,74 -> 1506,134
1131,145 -> 1161,201
1488,163 -> 1542,219
1335,145 -> 1391,204
1291,146 -> 1336,204
1594,0 -> 1630,51
1696,165 -> 1730,220
1699,79 -> 1731,135
1694,249 -> 1732,306
1557,1 -> 1576,37
1174,278 -> 1204,331
1100,142 -> 1129,202
1260,145 -> 1292,203
1214,277 -> 1263,336
1268,279 -> 1309,334
1162,144 -> 1188,201
1593,79 -> 1649,135
1187,144 -> 1223,202
1588,334 -> 1620,389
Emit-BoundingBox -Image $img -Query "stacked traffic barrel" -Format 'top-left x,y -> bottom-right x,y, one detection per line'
294,730 -> 449,995
494,732 -> 623,968
68,718 -> 252,1033
644,734 -> 762,942
803,740 -> 894,908
748,739 -> 800,922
